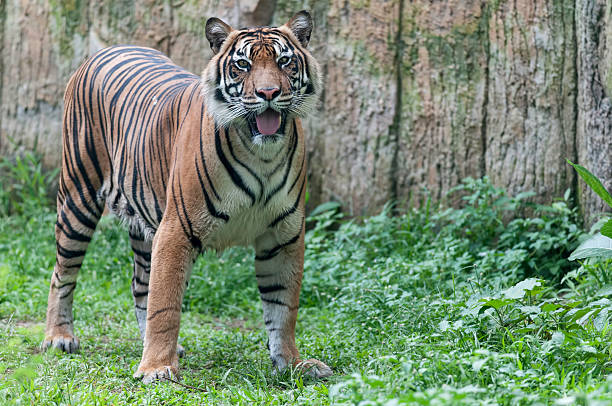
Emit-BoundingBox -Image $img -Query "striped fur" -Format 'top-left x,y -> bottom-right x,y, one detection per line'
42,11 -> 331,383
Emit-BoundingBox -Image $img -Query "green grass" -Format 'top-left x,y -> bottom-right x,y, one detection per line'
1,175 -> 612,405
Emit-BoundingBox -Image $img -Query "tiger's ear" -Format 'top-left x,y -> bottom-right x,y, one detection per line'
206,17 -> 233,54
285,10 -> 313,47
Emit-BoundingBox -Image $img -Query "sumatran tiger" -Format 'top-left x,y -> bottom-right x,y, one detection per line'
42,10 -> 332,383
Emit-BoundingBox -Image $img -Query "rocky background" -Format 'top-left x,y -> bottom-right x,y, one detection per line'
1,0 -> 610,222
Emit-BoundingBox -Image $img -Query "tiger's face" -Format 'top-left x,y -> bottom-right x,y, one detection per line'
203,11 -> 321,145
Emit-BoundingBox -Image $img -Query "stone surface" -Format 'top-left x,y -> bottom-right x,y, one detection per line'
0,0 -> 610,222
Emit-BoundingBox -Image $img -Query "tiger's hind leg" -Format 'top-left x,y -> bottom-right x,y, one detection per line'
43,72 -> 110,352
43,194 -> 104,353
129,231 -> 152,341
129,231 -> 185,357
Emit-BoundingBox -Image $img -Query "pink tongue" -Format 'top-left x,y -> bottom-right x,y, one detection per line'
255,109 -> 281,135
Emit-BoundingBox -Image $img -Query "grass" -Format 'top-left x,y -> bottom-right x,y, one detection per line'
1,166 -> 612,404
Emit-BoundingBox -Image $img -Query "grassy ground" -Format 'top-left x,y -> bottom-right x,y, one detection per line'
1,177 -> 612,405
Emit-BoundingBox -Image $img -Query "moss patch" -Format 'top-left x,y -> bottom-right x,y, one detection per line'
49,0 -> 87,60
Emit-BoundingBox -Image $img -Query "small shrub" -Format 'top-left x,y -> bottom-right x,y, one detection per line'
567,160 -> 612,262
0,151 -> 57,216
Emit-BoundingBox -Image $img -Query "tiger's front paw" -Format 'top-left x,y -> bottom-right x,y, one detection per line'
296,358 -> 333,378
134,364 -> 179,384
42,333 -> 80,353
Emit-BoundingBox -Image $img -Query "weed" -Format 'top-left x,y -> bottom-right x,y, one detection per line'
0,151 -> 57,216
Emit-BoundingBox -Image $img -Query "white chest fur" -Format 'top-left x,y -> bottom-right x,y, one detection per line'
205,130 -> 304,251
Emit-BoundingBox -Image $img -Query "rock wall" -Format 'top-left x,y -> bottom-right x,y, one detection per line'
0,0 -> 610,222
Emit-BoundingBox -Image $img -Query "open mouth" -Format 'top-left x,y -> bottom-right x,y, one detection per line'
247,108 -> 285,140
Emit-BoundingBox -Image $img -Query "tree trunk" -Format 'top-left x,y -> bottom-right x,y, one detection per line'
0,0 -> 610,223
576,0 -> 612,223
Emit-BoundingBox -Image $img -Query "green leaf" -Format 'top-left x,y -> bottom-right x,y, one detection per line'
541,303 -> 562,312
567,160 -> 612,208
502,278 -> 543,299
601,218 -> 612,239
596,285 -> 612,297
519,305 -> 541,315
568,233 -> 612,260
309,201 -> 341,217
479,298 -> 513,313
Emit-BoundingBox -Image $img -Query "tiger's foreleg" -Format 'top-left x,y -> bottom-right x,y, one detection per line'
255,227 -> 332,378
133,221 -> 194,384
129,230 -> 186,357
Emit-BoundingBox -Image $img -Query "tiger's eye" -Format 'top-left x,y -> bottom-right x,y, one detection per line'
235,59 -> 250,69
278,56 -> 290,66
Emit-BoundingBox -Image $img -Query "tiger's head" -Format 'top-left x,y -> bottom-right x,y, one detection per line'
202,11 -> 321,145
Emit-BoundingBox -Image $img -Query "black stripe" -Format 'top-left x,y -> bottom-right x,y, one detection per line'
224,130 -> 264,196
195,158 -> 230,221
190,236 -> 203,251
129,232 -> 146,241
199,107 -> 222,201
258,284 -> 287,294
255,272 -> 275,278
134,259 -> 150,269
269,176 -> 305,228
80,65 -> 105,190
56,217 -> 92,243
153,324 -> 178,335
177,177 -> 199,246
214,124 -> 255,204
132,274 -> 148,286
131,247 -> 151,262
264,124 -> 298,205
132,289 -> 149,298
56,242 -> 86,259
55,281 -> 76,290
67,103 -> 103,215
59,283 -> 77,299
195,109 -> 229,221
261,297 -> 297,310
288,151 -> 305,193
65,196 -> 98,230
215,88 -> 225,102
147,306 -> 178,321
134,260 -> 151,273
255,220 -> 303,261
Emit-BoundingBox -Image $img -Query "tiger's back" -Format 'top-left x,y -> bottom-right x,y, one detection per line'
61,46 -> 202,237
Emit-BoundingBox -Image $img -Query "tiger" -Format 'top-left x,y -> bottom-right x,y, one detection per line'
42,10 -> 332,383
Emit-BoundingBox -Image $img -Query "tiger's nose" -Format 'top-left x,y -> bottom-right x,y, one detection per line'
255,87 -> 281,101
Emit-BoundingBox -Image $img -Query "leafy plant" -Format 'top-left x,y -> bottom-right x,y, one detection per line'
567,160 -> 612,260
0,151 -> 58,216
435,177 -> 581,281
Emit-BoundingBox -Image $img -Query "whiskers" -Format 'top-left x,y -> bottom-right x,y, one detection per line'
220,100 -> 248,127
203,81 -> 318,130
204,86 -> 249,128
286,90 -> 318,118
